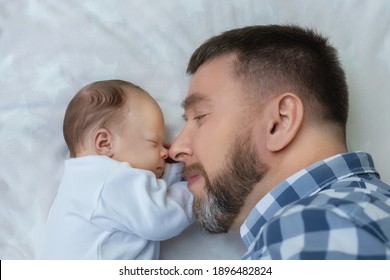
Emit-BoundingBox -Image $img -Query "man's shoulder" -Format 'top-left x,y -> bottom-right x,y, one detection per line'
265,183 -> 390,245
279,181 -> 390,218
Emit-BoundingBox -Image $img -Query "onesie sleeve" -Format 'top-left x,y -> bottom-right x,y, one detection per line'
91,163 -> 194,241
162,162 -> 185,186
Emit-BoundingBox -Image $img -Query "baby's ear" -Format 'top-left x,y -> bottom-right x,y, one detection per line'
94,128 -> 114,157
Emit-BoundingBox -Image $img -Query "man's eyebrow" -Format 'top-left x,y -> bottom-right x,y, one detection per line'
181,93 -> 211,110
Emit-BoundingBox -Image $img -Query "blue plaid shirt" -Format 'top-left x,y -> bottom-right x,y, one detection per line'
241,152 -> 390,259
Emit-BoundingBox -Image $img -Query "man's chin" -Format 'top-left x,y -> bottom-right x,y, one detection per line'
192,190 -> 233,234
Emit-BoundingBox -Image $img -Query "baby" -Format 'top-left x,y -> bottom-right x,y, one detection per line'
42,80 -> 193,259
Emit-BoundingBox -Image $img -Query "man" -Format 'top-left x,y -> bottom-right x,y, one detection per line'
168,25 -> 390,259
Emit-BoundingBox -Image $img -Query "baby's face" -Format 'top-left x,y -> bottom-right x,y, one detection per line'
111,93 -> 168,178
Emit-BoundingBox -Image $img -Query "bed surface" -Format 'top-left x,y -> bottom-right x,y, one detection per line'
1,0 -> 389,259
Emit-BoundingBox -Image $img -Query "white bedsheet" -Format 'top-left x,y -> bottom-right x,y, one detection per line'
1,0 -> 389,259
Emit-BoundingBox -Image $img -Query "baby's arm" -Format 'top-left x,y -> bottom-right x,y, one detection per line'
91,163 -> 193,241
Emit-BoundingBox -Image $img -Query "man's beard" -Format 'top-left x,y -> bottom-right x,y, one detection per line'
186,130 -> 267,234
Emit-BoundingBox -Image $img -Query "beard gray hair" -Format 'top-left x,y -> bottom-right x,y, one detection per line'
189,129 -> 267,233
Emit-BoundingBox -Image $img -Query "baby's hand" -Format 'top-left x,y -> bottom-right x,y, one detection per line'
164,143 -> 179,164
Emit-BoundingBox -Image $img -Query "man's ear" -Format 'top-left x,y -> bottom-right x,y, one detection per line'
265,93 -> 304,152
93,128 -> 114,157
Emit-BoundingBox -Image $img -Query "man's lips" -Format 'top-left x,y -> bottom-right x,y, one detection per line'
185,172 -> 203,187
184,163 -> 206,190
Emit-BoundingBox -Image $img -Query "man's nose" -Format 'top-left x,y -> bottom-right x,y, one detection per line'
169,128 -> 192,162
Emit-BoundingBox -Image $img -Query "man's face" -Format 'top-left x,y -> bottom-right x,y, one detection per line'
187,128 -> 266,233
169,55 -> 267,232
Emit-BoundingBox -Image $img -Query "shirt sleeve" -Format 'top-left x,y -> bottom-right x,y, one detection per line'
91,163 -> 194,241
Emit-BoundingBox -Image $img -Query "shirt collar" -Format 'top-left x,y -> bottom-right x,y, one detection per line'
240,151 -> 379,248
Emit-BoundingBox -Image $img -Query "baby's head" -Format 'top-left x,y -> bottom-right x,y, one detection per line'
63,80 -> 168,178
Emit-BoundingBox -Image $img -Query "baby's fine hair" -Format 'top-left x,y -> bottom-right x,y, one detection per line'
63,79 -> 147,158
